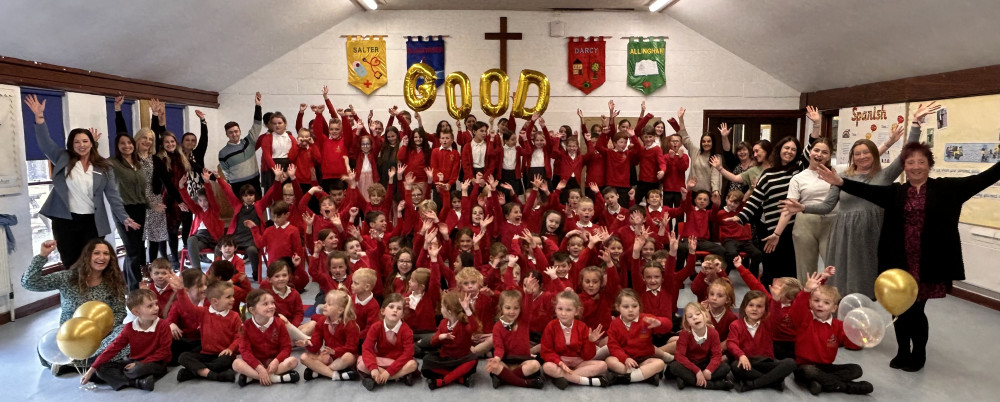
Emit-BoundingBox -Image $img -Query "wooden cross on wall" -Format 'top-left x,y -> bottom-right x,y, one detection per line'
484,17 -> 522,73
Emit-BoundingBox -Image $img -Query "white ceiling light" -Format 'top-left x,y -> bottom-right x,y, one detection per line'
649,0 -> 671,12
360,0 -> 378,11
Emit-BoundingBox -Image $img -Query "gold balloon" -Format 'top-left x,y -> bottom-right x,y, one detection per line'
511,69 -> 550,119
479,68 -> 510,118
403,63 -> 437,112
57,317 -> 102,360
74,301 -> 115,337
874,269 -> 919,316
444,72 -> 472,120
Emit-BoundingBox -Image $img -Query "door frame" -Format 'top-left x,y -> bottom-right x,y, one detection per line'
703,109 -> 806,144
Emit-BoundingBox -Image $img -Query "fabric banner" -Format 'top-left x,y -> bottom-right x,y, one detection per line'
346,36 -> 388,95
406,36 -> 445,87
836,103 -> 907,166
567,37 -> 606,94
626,37 -> 666,95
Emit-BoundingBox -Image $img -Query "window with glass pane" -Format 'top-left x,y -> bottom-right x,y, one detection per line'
22,88 -> 65,264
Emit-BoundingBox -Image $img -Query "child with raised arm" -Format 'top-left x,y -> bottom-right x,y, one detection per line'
488,283 -> 545,388
81,289 -> 171,391
421,291 -> 480,389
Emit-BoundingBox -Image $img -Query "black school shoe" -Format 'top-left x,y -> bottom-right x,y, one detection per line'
402,370 -> 422,386
133,375 -> 156,391
889,353 -> 911,370
491,374 -> 502,389
527,376 -> 545,389
303,368 -> 316,381
461,373 -> 475,388
844,380 -> 874,395
339,370 -> 360,380
808,380 -> 823,395
218,369 -> 237,383
361,376 -> 376,391
610,373 -> 631,386
176,368 -> 197,383
551,377 -> 569,390
675,376 -> 686,390
643,373 -> 660,386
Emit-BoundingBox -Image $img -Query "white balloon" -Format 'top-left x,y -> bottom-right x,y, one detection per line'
38,328 -> 73,365
838,293 -> 874,321
843,307 -> 886,348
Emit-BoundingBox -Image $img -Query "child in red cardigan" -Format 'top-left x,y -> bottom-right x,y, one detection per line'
358,293 -> 421,391
605,289 -> 668,386
174,281 -> 242,383
522,271 -> 555,349
165,269 -> 206,364
421,291 -> 480,389
350,268 -> 381,341
488,285 -> 544,389
233,289 -> 300,386
667,302 -> 734,390
430,131 -> 460,186
82,289 -> 171,391
733,256 -> 812,360
147,259 -> 173,317
405,242 -> 443,348
726,290 -> 796,392
791,272 -> 871,395
179,172 -> 224,270
455,267 -> 497,356
631,232 -> 696,349
259,260 -> 306,342
301,289 -> 361,381
540,290 -> 608,389
246,201 -> 306,291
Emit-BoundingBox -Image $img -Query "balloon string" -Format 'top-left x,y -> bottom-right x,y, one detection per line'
887,316 -> 899,328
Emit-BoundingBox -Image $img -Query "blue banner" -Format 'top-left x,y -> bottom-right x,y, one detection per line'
406,36 -> 445,87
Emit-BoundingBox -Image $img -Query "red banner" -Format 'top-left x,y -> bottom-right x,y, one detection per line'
568,37 -> 606,94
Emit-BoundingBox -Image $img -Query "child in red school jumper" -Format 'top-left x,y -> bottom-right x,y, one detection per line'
274,169 -> 308,233
537,210 -> 564,259
146,259 -> 173,316
245,201 -> 307,291
510,228 -> 550,277
566,196 -> 604,235
174,280 -> 242,384
454,267 -> 498,356
214,236 -> 251,296
81,289 -> 171,391
549,125 -> 587,191
292,124 -> 322,195
662,115 -> 689,208
233,289 -> 300,386
307,230 -> 343,292
632,232 -> 697,347
733,256 -> 804,360
488,283 -> 545,388
475,242 -> 508,291
690,254 -> 730,302
406,240 -> 443,350
524,176 -> 562,229
462,121 -> 501,181
540,290 -> 609,389
577,237 -> 621,345
352,128 -> 383,203
726,289 -> 797,392
520,115 -> 550,190
499,128 -> 531,196
667,302 -> 734,390
397,129 -> 431,192
717,189 -> 762,274
421,291 -> 480,389
593,185 -> 631,233
632,113 -> 666,204
220,181 -> 269,281
259,260 -> 306,341
703,278 -> 738,348
358,293 -> 421,391
300,289 -> 361,381
605,289 -> 669,385
491,191 -> 528,247
349,268 -> 381,342
165,269 -> 206,364
384,247 -> 417,296
674,187 -> 728,269
791,271 -> 872,395
520,271 -> 555,348
364,180 -> 396,230
178,171 -> 224,270
312,88 -> 354,188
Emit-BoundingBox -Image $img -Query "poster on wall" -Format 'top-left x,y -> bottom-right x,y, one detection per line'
913,95 -> 1000,229
626,37 -> 665,95
836,103 -> 907,166
406,36 -> 445,87
345,35 -> 388,95
0,87 -> 22,196
567,37 -> 606,94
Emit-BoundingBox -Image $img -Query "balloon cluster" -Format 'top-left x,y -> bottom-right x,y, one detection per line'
836,269 -> 919,348
403,64 -> 550,119
38,301 -> 115,363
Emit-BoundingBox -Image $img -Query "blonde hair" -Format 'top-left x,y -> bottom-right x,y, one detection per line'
496,290 -> 522,320
556,290 -> 582,317
455,267 -> 484,286
417,199 -> 438,214
681,302 -> 710,332
351,268 -> 377,288
775,277 -> 802,301
703,254 -> 727,271
814,285 -> 842,304
708,278 -> 736,311
325,289 -> 357,323
410,267 -> 431,291
441,291 -> 479,332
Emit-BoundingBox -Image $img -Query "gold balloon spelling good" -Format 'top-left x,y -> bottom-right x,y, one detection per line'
74,301 -> 115,337
479,68 -> 510,118
57,317 -> 102,360
874,269 -> 919,316
511,69 -> 550,119
403,63 -> 437,112
444,72 -> 472,120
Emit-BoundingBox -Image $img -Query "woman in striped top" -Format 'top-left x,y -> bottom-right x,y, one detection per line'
735,111 -> 822,285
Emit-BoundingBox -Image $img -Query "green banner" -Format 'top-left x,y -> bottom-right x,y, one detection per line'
626,38 -> 665,95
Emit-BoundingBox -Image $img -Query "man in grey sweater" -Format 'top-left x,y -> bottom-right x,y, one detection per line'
219,92 -> 263,197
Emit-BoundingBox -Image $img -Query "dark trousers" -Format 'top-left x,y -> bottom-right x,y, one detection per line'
675,238 -> 726,272
731,356 -> 796,388
773,341 -> 795,361
524,167 -> 548,193
179,210 -> 193,252
794,363 -> 863,393
894,300 -> 929,359
722,239 -> 762,274
229,176 -> 262,200
171,338 -> 201,365
178,352 -> 235,375
612,186 -> 631,206
760,224 -> 795,285
95,360 -> 167,391
51,213 -> 98,267
117,204 -> 147,290
186,229 -> 218,271
501,170 -> 524,197
634,180 -> 660,205
668,359 -> 731,389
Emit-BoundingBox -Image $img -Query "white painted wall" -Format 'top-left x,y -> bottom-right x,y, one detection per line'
216,10 -> 801,146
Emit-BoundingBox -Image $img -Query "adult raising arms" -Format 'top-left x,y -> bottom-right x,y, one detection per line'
815,127 -> 1000,373
24,95 -> 139,265
782,102 -> 938,297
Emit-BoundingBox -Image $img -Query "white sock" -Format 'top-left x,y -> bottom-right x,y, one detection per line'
630,370 -> 645,382
593,346 -> 610,360
332,371 -> 350,381
576,377 -> 592,386
269,374 -> 284,383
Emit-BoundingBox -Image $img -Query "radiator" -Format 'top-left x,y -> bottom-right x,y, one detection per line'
0,233 -> 12,321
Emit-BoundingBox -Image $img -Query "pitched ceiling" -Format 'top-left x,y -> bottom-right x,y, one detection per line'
0,0 -> 359,92
377,0 -> 651,11
665,0 -> 1000,92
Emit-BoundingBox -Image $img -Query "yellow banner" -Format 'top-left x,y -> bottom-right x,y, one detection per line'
346,36 -> 387,95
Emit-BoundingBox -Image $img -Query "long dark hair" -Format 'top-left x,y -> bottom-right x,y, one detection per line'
66,129 -> 110,177
765,136 -> 803,173
67,238 -> 126,300
114,133 -> 140,170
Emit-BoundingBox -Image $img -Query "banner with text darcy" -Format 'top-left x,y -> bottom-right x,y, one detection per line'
567,37 -> 606,94
626,37 -> 665,95
346,36 -> 388,95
